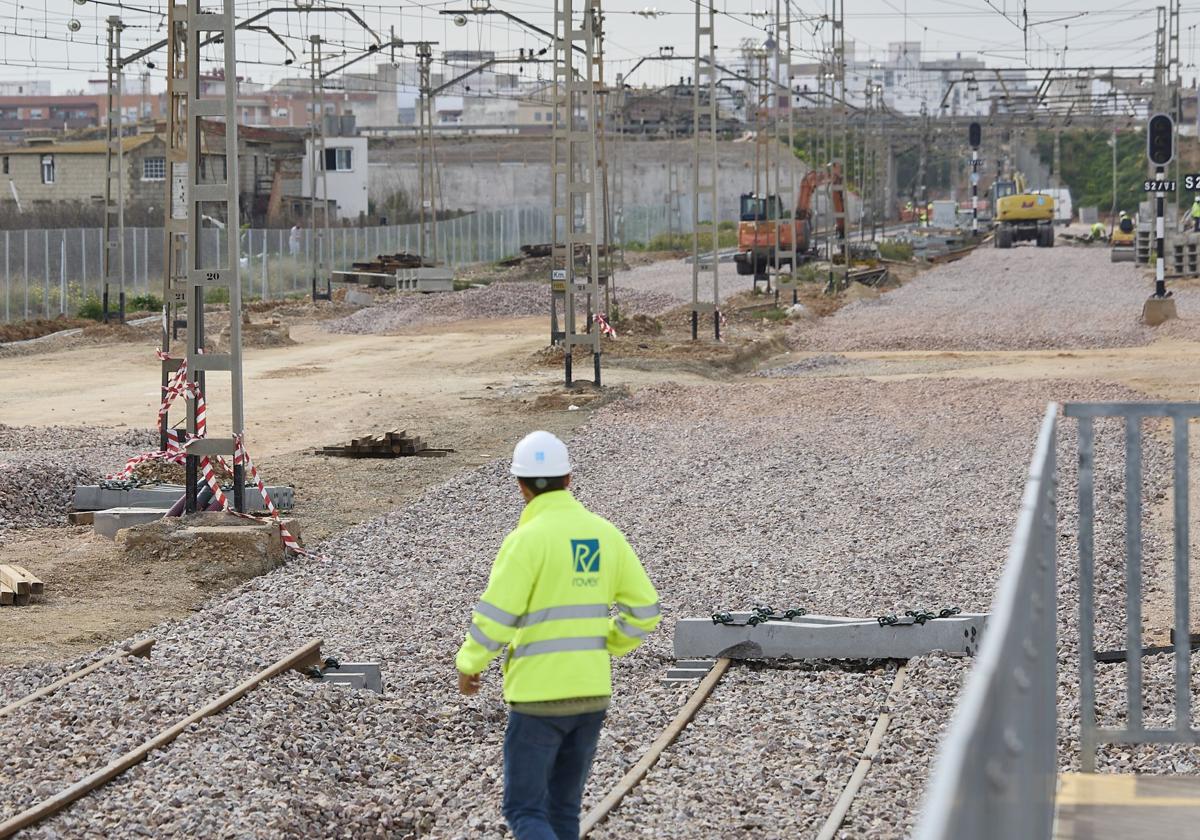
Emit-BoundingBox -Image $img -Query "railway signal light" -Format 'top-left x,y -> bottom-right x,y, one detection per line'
968,121 -> 981,149
1147,113 -> 1175,167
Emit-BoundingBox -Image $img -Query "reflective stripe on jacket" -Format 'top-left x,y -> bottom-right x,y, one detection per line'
454,490 -> 661,703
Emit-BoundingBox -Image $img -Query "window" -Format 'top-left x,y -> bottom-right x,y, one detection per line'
142,156 -> 166,181
29,108 -> 43,119
533,111 -> 541,121
40,154 -> 54,184
322,147 -> 352,172
2,156 -> 8,175
545,112 -> 552,122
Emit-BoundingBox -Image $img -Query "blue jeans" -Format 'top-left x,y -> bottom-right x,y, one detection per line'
502,709 -> 606,840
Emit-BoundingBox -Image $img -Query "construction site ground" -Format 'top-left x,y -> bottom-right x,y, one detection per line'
0,242 -> 1180,670
7,240 -> 1200,836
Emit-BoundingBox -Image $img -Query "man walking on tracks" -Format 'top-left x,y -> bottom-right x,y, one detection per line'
456,430 -> 661,840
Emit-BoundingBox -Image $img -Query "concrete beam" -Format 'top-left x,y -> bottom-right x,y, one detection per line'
673,613 -> 987,660
74,484 -> 295,512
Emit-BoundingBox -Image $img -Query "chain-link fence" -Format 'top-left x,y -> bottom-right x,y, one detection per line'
0,203 -> 679,323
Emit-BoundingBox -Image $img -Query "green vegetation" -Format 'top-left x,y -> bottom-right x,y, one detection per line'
1035,130 -> 1151,215
204,287 -> 231,305
77,295 -> 103,321
878,240 -> 914,261
626,227 -> 738,252
129,293 -> 163,313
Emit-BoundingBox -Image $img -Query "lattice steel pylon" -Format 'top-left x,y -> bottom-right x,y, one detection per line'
309,34 -> 332,301
102,15 -> 126,324
416,42 -> 440,264
771,0 -> 798,306
183,0 -> 245,514
611,72 -> 626,269
592,2 -> 614,319
160,2 -> 188,451
690,0 -> 719,340
550,0 -> 602,387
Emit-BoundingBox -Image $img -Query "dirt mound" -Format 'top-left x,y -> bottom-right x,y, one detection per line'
0,317 -> 94,343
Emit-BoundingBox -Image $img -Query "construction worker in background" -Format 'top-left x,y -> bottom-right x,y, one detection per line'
918,207 -> 928,227
456,430 -> 661,840
1119,210 -> 1134,234
1090,220 -> 1106,241
1191,197 -> 1200,232
926,201 -> 934,227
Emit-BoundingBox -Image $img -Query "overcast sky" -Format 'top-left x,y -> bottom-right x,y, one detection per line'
0,0 -> 1180,94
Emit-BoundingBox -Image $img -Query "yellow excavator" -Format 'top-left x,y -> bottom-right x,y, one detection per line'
992,173 -> 1055,249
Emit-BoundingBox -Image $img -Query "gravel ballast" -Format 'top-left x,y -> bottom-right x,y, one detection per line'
324,281 -> 679,336
611,258 -> 744,304
0,424 -> 155,533
795,245 -> 1200,351
0,374 -> 1174,838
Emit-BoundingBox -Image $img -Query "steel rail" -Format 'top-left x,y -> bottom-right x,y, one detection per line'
815,663 -> 910,840
0,638 -> 323,839
0,639 -> 155,718
579,657 -> 731,836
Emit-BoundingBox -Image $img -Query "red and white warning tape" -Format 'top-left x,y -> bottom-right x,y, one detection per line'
109,351 -> 314,559
594,313 -> 617,338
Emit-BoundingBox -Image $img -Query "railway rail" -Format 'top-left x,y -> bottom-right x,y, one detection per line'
0,638 -> 324,839
581,657 -> 911,838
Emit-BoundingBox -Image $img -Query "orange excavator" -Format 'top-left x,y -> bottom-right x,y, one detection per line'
734,163 -> 846,277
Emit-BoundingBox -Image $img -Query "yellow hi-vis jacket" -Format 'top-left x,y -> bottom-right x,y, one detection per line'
455,490 -> 661,703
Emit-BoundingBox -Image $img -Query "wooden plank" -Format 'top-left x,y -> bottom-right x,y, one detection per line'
0,639 -> 323,839
8,565 -> 43,596
0,565 -> 30,596
579,658 -> 731,837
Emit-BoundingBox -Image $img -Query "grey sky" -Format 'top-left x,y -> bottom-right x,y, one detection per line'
0,0 -> 1180,94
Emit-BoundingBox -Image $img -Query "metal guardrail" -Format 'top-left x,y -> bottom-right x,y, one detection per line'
915,403 -> 1059,840
1066,402 -> 1200,772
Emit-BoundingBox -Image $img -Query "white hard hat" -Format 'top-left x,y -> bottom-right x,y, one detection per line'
511,430 -> 572,478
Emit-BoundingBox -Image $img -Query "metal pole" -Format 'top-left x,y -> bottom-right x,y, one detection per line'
971,149 -> 979,235
59,234 -> 66,314
691,0 -> 719,339
1156,165 -> 1167,298
43,230 -> 49,318
185,0 -> 244,513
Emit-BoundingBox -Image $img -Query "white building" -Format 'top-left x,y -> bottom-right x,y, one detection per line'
301,134 -> 369,220
790,42 -> 1001,116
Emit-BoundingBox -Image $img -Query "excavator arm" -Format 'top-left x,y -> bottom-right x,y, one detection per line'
795,163 -> 845,239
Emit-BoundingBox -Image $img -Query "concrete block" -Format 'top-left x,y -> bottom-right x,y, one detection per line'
673,613 -> 988,660
93,507 -> 166,540
1142,296 -> 1179,326
73,483 -> 295,512
116,512 -> 294,588
395,267 -> 455,293
322,662 -> 382,693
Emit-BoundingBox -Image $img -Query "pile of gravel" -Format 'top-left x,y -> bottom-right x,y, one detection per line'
0,375 -> 1168,838
614,258 -> 744,304
0,424 -> 155,532
795,246 -> 1200,351
325,281 -> 678,336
